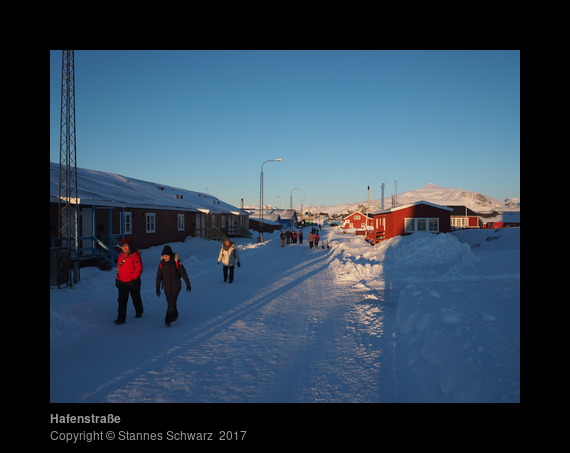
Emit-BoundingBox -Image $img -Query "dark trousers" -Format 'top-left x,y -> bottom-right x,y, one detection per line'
165,291 -> 180,323
223,265 -> 235,283
117,279 -> 143,322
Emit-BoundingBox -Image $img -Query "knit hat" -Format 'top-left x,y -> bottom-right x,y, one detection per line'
120,238 -> 132,247
161,245 -> 173,256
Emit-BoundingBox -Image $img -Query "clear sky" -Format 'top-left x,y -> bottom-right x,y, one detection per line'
50,50 -> 520,209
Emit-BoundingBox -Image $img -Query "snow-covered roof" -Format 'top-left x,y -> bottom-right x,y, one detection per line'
344,210 -> 372,219
272,209 -> 298,220
49,162 -> 248,215
246,209 -> 281,222
370,200 -> 453,215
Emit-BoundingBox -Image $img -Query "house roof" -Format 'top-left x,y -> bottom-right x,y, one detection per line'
49,162 -> 248,215
370,200 -> 453,215
445,205 -> 479,216
246,209 -> 281,221
345,210 -> 372,219
272,209 -> 298,220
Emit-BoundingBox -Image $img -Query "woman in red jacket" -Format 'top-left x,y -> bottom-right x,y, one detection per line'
114,238 -> 144,324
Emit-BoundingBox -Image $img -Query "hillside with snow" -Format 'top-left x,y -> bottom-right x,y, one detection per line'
311,183 -> 519,217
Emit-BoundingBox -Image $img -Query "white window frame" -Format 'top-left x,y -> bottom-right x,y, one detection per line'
451,217 -> 468,228
177,213 -> 185,231
404,217 -> 439,233
123,211 -> 133,235
146,213 -> 156,233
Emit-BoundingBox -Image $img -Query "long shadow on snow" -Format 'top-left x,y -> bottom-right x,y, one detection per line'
176,249 -> 334,350
80,248 -> 336,401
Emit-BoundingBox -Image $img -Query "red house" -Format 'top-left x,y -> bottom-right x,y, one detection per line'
50,163 -> 250,271
341,211 -> 374,236
447,205 -> 483,229
365,201 -> 452,244
482,211 -> 520,229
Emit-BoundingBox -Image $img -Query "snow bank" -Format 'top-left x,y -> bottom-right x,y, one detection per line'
328,227 -> 520,402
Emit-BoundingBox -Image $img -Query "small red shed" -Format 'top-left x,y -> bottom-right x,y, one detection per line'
341,211 -> 374,235
366,201 -> 452,244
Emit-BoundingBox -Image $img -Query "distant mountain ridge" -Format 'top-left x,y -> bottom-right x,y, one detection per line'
310,183 -> 520,216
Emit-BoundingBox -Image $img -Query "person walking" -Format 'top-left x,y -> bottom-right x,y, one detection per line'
308,231 -> 314,249
298,229 -> 303,244
217,239 -> 241,283
156,245 -> 191,327
280,231 -> 286,247
314,232 -> 320,249
114,238 -> 143,324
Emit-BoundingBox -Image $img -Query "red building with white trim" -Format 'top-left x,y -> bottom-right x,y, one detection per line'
365,201 -> 452,244
341,211 -> 374,236
447,205 -> 483,229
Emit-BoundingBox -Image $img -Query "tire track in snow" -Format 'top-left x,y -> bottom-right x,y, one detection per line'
64,232 -> 398,403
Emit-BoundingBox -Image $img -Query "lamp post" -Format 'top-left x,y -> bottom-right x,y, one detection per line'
300,198 -> 306,224
290,187 -> 303,210
259,158 -> 283,242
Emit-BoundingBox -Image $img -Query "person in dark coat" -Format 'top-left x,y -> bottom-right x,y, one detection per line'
156,245 -> 191,326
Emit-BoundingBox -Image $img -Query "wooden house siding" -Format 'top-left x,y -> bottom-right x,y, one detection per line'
50,163 -> 250,265
342,211 -> 373,230
367,201 -> 452,243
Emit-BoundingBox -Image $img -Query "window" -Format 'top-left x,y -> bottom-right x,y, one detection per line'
146,213 -> 156,233
404,218 -> 439,233
177,213 -> 185,231
124,211 -> 132,235
429,219 -> 439,232
354,215 -> 361,221
417,218 -> 427,231
451,217 -> 468,228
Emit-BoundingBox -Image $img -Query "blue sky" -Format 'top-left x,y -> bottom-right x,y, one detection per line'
50,50 -> 520,209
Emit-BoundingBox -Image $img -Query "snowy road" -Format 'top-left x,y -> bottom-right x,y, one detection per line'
50,230 -> 400,403
51,227 -> 519,403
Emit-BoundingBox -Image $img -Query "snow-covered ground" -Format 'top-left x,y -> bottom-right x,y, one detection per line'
50,226 -> 519,403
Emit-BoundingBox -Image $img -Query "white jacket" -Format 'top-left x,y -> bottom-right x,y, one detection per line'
218,243 -> 240,266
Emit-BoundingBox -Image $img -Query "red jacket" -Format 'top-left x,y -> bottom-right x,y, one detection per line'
116,251 -> 143,282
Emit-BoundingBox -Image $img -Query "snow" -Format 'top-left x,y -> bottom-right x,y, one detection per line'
49,162 -> 247,215
50,226 -> 519,403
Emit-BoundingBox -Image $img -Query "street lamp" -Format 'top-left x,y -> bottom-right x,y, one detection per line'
290,187 -> 303,210
259,158 -> 283,242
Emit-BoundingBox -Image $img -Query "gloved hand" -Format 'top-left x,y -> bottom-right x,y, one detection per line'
217,261 -> 220,265
186,285 -> 191,292
237,262 -> 241,268
156,288 -> 161,297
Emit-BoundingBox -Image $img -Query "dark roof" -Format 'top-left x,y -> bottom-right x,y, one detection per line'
445,205 -> 479,216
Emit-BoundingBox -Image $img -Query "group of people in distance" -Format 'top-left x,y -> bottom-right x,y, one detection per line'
279,229 -> 303,247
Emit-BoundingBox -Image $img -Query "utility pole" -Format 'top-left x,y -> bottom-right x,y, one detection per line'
58,50 -> 80,286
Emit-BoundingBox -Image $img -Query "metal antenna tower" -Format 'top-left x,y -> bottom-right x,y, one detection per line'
58,50 -> 80,285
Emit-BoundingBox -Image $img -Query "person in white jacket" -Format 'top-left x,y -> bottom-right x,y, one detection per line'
217,239 -> 241,283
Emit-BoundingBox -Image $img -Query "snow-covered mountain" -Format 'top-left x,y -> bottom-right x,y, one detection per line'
310,183 -> 520,216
